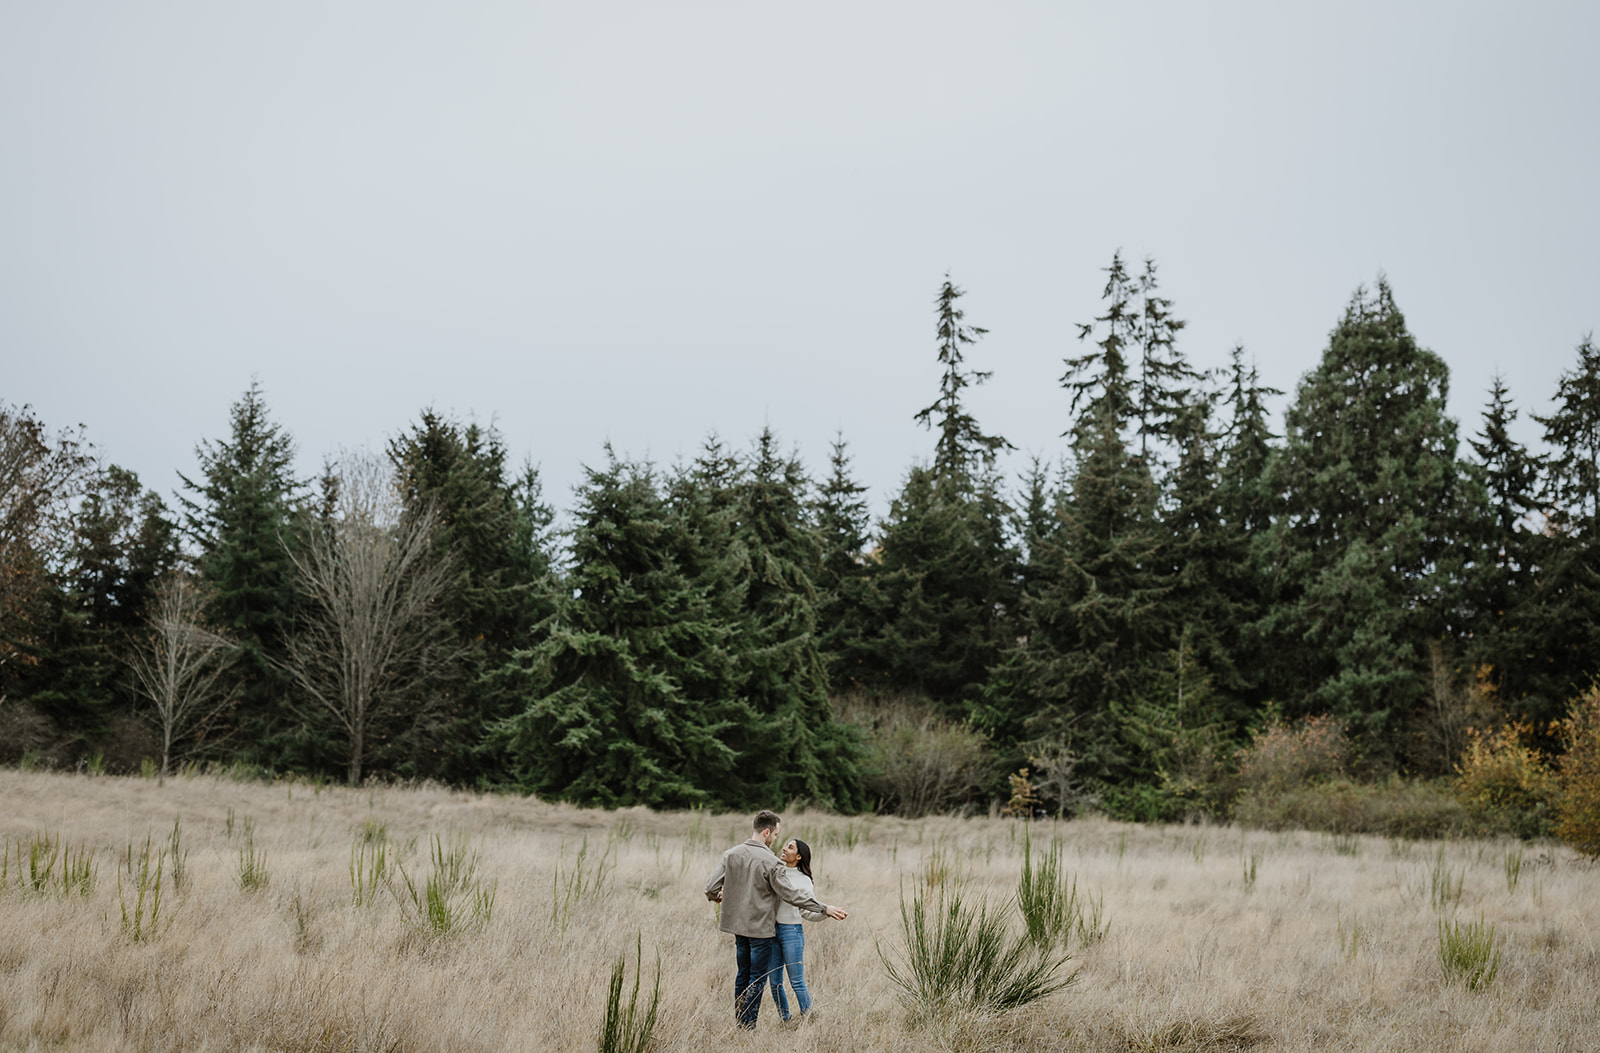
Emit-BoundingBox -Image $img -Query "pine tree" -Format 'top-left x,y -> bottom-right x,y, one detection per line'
1211,348 -> 1283,718
856,465 -> 1014,710
810,434 -> 874,692
1516,334 -> 1600,728
12,466 -> 179,744
726,429 -> 865,810
177,381 -> 307,769
1460,377 -> 1546,722
915,276 -> 1013,478
1131,257 -> 1199,470
489,452 -> 751,807
1258,279 -> 1464,754
389,411 -> 557,782
981,253 -> 1171,786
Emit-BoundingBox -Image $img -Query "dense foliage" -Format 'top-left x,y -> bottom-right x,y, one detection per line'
3,267 -> 1598,844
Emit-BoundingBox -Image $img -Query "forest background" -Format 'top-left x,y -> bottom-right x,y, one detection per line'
4,262 -> 1600,851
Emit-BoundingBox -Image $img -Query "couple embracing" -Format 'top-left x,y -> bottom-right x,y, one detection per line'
704,809 -> 850,1029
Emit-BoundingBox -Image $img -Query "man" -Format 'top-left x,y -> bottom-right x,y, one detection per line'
704,809 -> 848,1029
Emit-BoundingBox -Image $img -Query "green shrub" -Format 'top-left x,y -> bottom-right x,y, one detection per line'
1555,683 -> 1600,858
879,886 -> 1076,1019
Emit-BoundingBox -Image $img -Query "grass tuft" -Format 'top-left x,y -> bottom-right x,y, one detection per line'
599,933 -> 660,1053
1438,915 -> 1501,990
879,884 -> 1077,1019
117,837 -> 165,942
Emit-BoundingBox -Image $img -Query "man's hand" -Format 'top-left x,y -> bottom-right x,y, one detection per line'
825,905 -> 848,921
707,890 -> 723,903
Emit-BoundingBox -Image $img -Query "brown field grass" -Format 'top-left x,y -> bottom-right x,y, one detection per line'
0,767 -> 1596,1052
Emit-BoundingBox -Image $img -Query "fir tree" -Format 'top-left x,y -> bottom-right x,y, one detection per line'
177,382 -> 307,769
389,411 -> 557,782
1516,334 -> 1600,727
489,452 -> 750,807
727,429 -> 864,810
809,433 -> 875,692
1259,279 -> 1464,754
915,275 -> 1013,478
1461,377 -> 1546,722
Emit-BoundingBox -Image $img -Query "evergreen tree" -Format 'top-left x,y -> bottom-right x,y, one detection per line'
981,254 -> 1170,786
490,452 -> 751,807
1131,257 -> 1199,470
389,411 -> 557,782
12,466 -> 178,744
1212,348 -> 1283,718
809,433 -> 875,692
177,381 -> 307,769
1258,279 -> 1464,755
1461,377 -> 1546,722
1517,335 -> 1600,727
856,465 -> 1015,710
727,429 -> 865,810
915,276 -> 1012,478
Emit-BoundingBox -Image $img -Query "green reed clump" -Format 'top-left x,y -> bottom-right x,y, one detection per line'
1504,846 -> 1524,894
553,835 -> 614,932
168,818 -> 188,891
350,827 -> 391,908
1429,848 -> 1463,911
599,933 -> 661,1053
393,832 -> 495,940
880,885 -> 1076,1019
1016,832 -> 1077,949
118,837 -> 166,942
2,832 -> 95,897
237,825 -> 270,892
1439,915 -> 1501,990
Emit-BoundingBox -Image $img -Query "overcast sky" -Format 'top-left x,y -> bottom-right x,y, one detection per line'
4,2 -> 1596,522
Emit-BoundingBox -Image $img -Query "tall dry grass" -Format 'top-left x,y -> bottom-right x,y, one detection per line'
1,767 -> 1597,1051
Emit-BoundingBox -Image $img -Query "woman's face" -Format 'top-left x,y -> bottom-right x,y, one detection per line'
780,839 -> 800,867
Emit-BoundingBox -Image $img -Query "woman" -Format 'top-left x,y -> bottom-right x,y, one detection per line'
770,837 -> 827,1022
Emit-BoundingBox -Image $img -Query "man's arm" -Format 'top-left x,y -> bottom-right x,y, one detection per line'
704,856 -> 727,902
772,863 -> 848,920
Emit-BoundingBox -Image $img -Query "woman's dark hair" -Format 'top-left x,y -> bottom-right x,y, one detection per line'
793,838 -> 812,880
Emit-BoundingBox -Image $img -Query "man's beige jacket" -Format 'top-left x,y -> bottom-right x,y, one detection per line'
704,837 -> 829,938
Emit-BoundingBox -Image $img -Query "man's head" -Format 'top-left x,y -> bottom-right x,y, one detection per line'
753,809 -> 781,846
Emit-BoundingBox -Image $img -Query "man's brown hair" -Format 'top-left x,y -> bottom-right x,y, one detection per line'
753,810 -> 781,833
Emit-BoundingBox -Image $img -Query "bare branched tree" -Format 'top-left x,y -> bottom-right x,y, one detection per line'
283,450 -> 456,784
126,573 -> 237,776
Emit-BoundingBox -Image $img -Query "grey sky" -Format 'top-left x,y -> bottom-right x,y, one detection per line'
4,2 -> 1595,521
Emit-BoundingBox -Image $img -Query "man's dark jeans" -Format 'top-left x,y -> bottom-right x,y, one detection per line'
733,934 -> 779,1029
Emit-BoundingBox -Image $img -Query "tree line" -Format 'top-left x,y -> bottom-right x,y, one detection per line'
3,255 -> 1597,818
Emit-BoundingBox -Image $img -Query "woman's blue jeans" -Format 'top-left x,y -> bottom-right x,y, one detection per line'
769,922 -> 811,1019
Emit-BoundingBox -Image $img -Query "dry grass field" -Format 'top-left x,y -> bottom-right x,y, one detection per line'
0,767 -> 1596,1052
